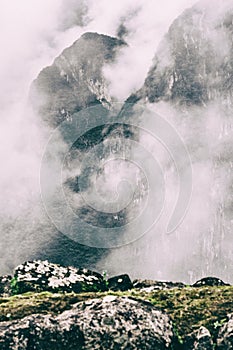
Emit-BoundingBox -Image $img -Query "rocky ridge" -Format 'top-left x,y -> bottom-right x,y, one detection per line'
30,32 -> 125,127
131,0 -> 233,106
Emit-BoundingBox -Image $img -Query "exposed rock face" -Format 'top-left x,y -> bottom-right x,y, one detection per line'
27,1 -> 233,283
0,296 -> 174,350
29,32 -> 133,270
217,314 -> 233,350
120,0 -> 233,284
13,260 -> 105,294
133,1 -> 233,106
30,32 -> 125,127
183,326 -> 214,350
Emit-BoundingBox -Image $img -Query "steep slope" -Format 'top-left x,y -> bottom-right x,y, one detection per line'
28,32 -> 133,270
131,0 -> 233,106
111,0 -> 233,284
30,32 -> 125,127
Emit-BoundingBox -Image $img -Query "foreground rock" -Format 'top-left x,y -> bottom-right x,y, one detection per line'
0,262 -> 232,349
183,326 -> 214,350
192,277 -> 230,288
0,313 -> 84,350
0,275 -> 12,297
10,260 -> 232,296
107,274 -> 133,291
217,314 -> 233,350
0,296 -> 175,350
13,260 -> 105,294
133,279 -> 185,291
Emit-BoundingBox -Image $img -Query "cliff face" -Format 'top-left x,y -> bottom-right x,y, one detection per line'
134,1 -> 233,106
27,2 -> 233,283
109,0 -> 233,285
28,32 -> 132,270
30,32 -> 125,127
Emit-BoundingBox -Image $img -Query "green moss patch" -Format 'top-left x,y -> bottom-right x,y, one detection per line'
0,286 -> 232,343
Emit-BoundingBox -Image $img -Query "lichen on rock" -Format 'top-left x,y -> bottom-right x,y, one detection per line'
13,260 -> 105,294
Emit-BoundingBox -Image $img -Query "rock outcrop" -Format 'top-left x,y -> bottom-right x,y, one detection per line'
192,277 -> 230,288
183,326 -> 214,350
12,260 -> 105,294
133,279 -> 185,291
217,314 -> 233,350
0,296 -> 175,350
0,313 -> 84,350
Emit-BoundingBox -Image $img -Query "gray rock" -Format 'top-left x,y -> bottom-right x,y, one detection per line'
217,314 -> 233,350
192,277 -> 230,288
0,296 -> 174,349
133,279 -> 185,291
0,275 -> 12,297
107,274 -> 133,291
0,314 -> 84,350
13,260 -> 105,294
183,326 -> 214,350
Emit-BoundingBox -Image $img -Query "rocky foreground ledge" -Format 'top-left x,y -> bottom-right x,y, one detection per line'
0,261 -> 232,349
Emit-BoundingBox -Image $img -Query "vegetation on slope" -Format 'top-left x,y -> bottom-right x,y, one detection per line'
0,286 -> 232,343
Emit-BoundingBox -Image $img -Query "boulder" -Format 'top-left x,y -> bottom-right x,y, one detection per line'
0,296 -> 175,350
0,275 -> 12,297
0,314 -> 84,350
217,314 -> 233,350
192,277 -> 230,288
107,274 -> 133,291
183,326 -> 214,350
13,260 -> 105,294
133,279 -> 185,291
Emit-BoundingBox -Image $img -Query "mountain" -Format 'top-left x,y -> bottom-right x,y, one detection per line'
130,0 -> 233,106
29,32 -> 132,271
30,32 -> 126,127
118,0 -> 233,284
28,1 -> 233,283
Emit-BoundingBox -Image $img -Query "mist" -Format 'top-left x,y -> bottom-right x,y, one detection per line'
98,0 -> 233,284
0,0 -> 232,284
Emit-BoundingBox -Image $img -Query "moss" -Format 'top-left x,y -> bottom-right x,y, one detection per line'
10,277 -> 19,296
0,286 -> 232,344
0,291 -> 100,322
149,286 -> 232,342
